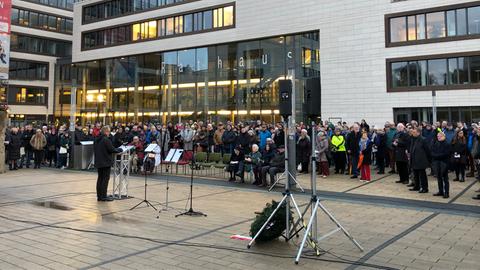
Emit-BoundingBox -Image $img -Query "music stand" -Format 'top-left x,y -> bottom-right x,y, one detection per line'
175,146 -> 207,218
112,145 -> 134,200
130,144 -> 160,212
158,148 -> 183,213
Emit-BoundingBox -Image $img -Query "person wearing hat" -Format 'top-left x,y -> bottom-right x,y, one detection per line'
331,127 -> 346,174
259,145 -> 285,187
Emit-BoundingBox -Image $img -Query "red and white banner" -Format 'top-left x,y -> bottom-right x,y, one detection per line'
0,0 -> 11,80
0,0 -> 11,34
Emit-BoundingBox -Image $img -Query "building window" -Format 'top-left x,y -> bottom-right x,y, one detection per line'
11,33 -> 72,57
83,0 -> 198,24
7,86 -> 47,105
11,7 -> 73,34
386,2 -> 480,46
9,60 -> 48,81
19,0 -> 73,11
388,52 -> 480,91
82,4 -> 235,50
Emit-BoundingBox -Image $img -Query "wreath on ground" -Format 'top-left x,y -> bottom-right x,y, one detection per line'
250,200 -> 293,242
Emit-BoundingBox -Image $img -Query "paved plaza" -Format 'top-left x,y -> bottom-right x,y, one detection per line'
0,168 -> 479,270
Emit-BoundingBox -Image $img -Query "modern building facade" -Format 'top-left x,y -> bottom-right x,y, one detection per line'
7,0 -> 73,125
58,0 -> 480,126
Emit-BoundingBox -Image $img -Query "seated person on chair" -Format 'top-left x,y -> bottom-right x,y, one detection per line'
128,136 -> 144,173
259,145 -> 286,187
245,144 -> 263,185
227,146 -> 245,183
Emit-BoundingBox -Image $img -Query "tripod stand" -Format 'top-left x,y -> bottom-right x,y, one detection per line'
294,121 -> 363,264
268,120 -> 305,192
248,116 -> 311,249
175,148 -> 207,217
131,156 -> 157,212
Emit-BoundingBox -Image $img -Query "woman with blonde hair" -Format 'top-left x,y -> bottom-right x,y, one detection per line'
30,129 -> 47,169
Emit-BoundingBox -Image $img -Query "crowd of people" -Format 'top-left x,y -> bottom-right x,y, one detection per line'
4,118 -> 480,200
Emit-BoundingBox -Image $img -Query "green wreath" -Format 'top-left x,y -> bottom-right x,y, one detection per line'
250,200 -> 293,242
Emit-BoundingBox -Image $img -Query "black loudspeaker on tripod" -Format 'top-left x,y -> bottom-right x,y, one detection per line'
278,80 -> 292,117
304,77 -> 321,117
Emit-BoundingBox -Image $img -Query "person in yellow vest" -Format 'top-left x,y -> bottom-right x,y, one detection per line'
331,127 -> 347,174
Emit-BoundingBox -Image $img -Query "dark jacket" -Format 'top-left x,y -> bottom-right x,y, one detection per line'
222,130 -> 237,147
236,132 -> 250,151
431,140 -> 451,162
261,146 -> 275,165
46,133 -> 59,151
359,139 -> 373,165
269,151 -> 285,168
393,131 -> 410,162
346,131 -> 361,155
230,150 -> 245,162
409,136 -> 431,170
94,135 -> 122,168
113,131 -> 127,148
451,141 -> 467,165
374,133 -> 387,159
296,137 -> 311,163
7,132 -> 22,160
21,130 -> 34,150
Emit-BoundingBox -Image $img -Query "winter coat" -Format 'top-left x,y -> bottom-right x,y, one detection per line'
443,129 -> 455,144
393,131 -> 410,163
269,151 -> 285,168
374,133 -> 387,159
21,130 -> 34,150
316,137 -> 329,162
156,129 -> 170,153
296,136 -> 311,163
274,130 -> 285,147
30,134 -> 46,151
258,130 -> 271,149
346,131 -> 361,155
94,135 -> 122,168
46,133 -> 59,151
236,132 -> 250,151
222,130 -> 237,148
214,129 -> 224,145
451,141 -> 468,165
386,128 -> 397,150
359,139 -> 373,165
113,131 -> 127,148
180,129 -> 195,151
431,140 -> 451,162
7,132 -> 21,160
409,136 -> 431,170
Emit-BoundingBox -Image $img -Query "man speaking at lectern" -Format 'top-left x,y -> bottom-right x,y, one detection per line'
94,126 -> 122,202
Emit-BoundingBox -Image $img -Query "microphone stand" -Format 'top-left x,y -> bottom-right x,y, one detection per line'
176,145 -> 207,217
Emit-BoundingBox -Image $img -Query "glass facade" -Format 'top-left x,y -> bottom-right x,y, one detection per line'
11,33 -> 72,57
82,4 -> 234,50
83,0 -> 196,24
9,60 -> 49,81
388,3 -> 480,45
7,86 -> 47,105
56,31 -> 320,125
389,53 -> 476,90
23,0 -> 75,10
11,7 -> 73,34
394,106 -> 480,124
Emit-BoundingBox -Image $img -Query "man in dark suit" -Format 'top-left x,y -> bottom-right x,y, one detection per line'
393,124 -> 410,184
94,126 -> 122,202
409,127 -> 431,193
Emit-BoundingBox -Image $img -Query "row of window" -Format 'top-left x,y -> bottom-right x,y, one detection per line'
11,33 -> 72,57
83,0 -> 194,24
390,55 -> 480,89
23,0 -> 74,10
11,7 -> 73,34
7,86 -> 47,105
9,60 -> 49,81
389,5 -> 480,44
82,5 -> 234,49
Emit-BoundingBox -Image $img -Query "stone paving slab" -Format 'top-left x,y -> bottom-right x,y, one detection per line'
0,169 -> 479,270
